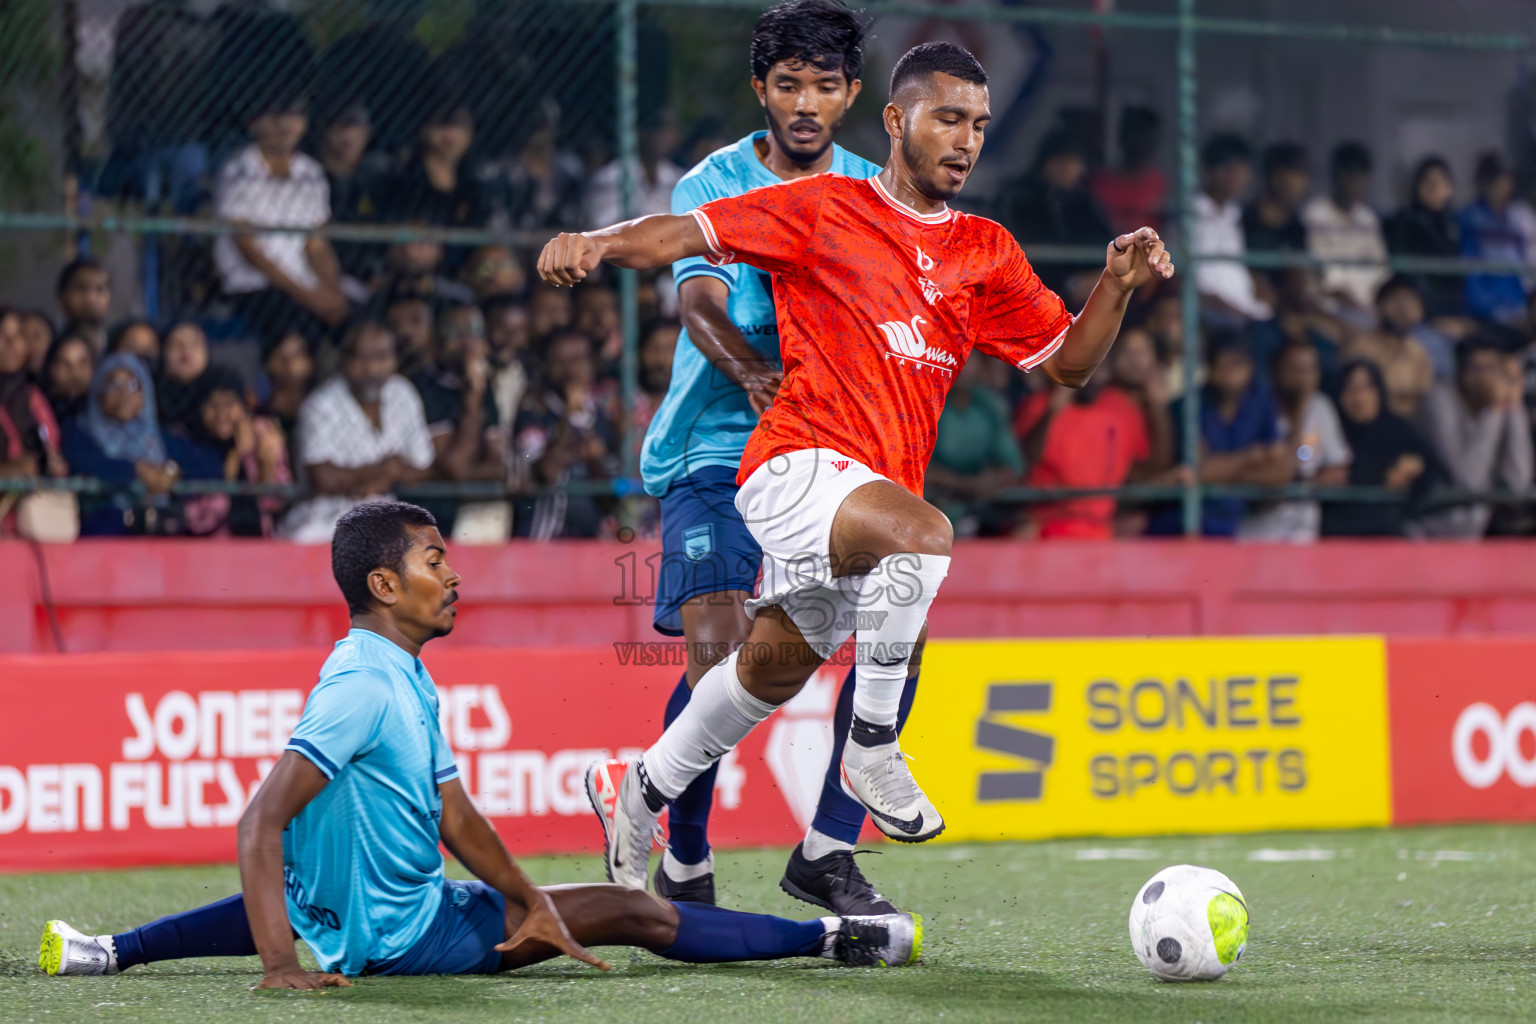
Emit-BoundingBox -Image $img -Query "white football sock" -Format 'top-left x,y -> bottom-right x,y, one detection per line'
661,848 -> 714,880
643,649 -> 775,799
852,553 -> 950,728
802,826 -> 856,861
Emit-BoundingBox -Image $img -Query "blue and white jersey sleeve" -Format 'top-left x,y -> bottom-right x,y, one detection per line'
424,679 -> 460,785
285,672 -> 390,779
672,171 -> 740,292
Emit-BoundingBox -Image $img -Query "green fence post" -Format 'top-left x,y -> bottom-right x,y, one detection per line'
617,0 -> 640,483
1177,0 -> 1203,537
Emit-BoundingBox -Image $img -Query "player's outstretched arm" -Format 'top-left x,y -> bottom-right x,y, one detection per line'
437,779 -> 611,971
539,214 -> 711,287
1042,227 -> 1174,388
236,751 -> 352,990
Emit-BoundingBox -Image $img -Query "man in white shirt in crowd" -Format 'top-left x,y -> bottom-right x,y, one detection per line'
281,320 -> 435,543
1192,134 -> 1273,323
215,91 -> 349,350
1303,141 -> 1390,319
584,111 -> 685,228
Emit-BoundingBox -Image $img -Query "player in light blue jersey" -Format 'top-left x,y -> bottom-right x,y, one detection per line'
38,501 -> 919,984
625,0 -> 924,915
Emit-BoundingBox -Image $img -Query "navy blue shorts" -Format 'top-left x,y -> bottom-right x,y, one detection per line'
368,880 -> 506,976
653,466 -> 762,636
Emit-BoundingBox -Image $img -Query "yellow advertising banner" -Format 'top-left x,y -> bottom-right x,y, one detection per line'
902,637 -> 1391,842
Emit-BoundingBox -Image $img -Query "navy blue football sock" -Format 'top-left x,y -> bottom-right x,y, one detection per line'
809,666 -> 921,844
112,893 -> 256,969
658,901 -> 828,962
663,672 -> 717,865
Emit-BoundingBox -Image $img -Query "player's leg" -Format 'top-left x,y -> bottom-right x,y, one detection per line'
40,894 -> 256,976
498,884 -> 920,970
827,480 -> 953,842
783,626 -> 926,914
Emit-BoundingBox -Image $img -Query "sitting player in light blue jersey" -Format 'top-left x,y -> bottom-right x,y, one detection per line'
601,0 -> 923,915
38,501 -> 918,985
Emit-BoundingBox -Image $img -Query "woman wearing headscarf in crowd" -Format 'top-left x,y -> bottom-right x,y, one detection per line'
61,353 -> 210,535
179,366 -> 292,537
156,321 -> 213,437
0,308 -> 67,482
41,331 -> 96,424
1321,359 -> 1441,537
1385,156 -> 1463,319
106,319 -> 161,368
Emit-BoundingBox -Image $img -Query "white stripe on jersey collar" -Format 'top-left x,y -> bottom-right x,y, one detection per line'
867,175 -> 954,224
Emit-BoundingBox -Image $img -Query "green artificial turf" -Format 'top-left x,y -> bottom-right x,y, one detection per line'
2,825 -> 1533,1023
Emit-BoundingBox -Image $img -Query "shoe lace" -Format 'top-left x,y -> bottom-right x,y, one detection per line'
867,749 -> 923,811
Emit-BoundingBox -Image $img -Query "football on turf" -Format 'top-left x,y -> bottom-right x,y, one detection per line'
1128,864 -> 1249,981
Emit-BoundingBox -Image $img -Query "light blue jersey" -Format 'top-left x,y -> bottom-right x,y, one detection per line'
640,132 -> 881,497
282,628 -> 460,976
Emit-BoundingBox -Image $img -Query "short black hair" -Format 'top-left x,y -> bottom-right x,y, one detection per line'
1375,274 -> 1422,305
332,501 -> 439,616
1261,141 -> 1309,179
56,257 -> 104,298
1475,150 -> 1510,187
750,0 -> 867,84
1201,133 -> 1252,171
339,317 -> 394,359
889,41 -> 987,99
1331,141 -> 1373,176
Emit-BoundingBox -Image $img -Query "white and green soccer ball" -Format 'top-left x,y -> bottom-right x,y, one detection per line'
1128,864 -> 1249,981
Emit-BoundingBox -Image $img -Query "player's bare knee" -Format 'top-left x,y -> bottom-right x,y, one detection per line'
736,655 -> 812,705
897,512 -> 953,558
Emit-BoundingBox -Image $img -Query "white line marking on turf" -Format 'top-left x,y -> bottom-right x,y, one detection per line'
1073,847 -> 1158,860
1247,848 -> 1338,861
1398,849 -> 1494,864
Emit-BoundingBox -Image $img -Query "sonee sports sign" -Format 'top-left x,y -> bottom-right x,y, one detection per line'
901,638 -> 1391,843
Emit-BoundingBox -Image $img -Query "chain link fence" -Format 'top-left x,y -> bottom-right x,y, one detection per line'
0,0 -> 1533,539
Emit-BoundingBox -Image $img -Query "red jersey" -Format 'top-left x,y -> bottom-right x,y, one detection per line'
1014,385 -> 1150,539
692,173 -> 1074,495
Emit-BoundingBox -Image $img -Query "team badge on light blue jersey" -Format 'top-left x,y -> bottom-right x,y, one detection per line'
683,523 -> 715,561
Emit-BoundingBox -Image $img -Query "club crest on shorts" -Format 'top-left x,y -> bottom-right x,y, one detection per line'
682,524 -> 715,561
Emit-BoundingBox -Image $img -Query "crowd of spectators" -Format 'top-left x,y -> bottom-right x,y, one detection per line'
951,110 -> 1536,540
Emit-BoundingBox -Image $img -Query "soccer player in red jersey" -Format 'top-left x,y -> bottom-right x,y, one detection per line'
542,42 -> 1173,890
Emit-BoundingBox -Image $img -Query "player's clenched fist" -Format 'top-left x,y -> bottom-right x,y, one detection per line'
538,232 -> 604,287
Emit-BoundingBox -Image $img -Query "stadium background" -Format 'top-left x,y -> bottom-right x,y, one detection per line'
0,0 -> 1534,879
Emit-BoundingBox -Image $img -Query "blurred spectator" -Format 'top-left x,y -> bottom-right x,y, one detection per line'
384,285 -> 440,379
485,296 -> 532,447
1141,287 -> 1187,400
0,309 -> 66,480
412,303 -> 507,538
376,238 -> 475,309
1243,142 -> 1310,254
500,105 -> 586,230
574,284 -> 625,369
633,320 -> 679,442
1090,106 -> 1167,235
1413,335 -> 1533,537
156,322 -> 213,437
1385,157 -> 1464,318
257,330 -> 316,438
1016,331 -> 1175,540
1151,332 -> 1293,536
1193,134 -> 1271,322
513,329 -> 618,539
927,355 -> 1021,537
41,332 -> 96,424
998,131 -> 1113,303
317,103 -> 389,292
1248,268 -> 1345,388
384,103 -> 489,270
181,367 -> 292,537
214,93 -> 348,349
18,311 -> 54,376
63,354 -> 201,536
57,259 -> 110,356
460,246 -> 527,304
280,320 -> 435,543
1302,141 -> 1389,315
108,320 -> 161,368
1341,277 -> 1446,418
1107,325 -> 1179,476
1238,338 -> 1351,542
585,112 -> 684,228
528,282 -> 574,345
1322,360 -> 1436,537
1459,152 -> 1529,326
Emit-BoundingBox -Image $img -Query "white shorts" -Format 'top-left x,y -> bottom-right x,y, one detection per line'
734,448 -> 887,659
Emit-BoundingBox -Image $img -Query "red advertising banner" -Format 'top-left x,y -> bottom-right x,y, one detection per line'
1387,638 -> 1536,825
0,648 -> 853,873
